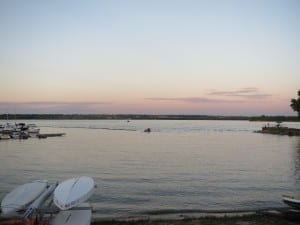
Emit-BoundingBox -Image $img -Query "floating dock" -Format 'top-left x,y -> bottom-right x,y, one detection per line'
37,133 -> 66,138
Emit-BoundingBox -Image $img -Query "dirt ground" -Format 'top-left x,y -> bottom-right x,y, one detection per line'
92,213 -> 300,225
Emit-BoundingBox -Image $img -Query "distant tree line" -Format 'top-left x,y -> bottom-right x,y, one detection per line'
0,91 -> 299,121
249,115 -> 299,122
0,114 -> 299,121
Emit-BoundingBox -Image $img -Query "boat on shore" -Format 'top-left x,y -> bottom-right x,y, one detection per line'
0,177 -> 95,225
1,180 -> 48,215
282,195 -> 300,209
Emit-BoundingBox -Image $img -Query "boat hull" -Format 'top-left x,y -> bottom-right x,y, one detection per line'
282,195 -> 300,209
1,180 -> 48,216
51,203 -> 92,225
53,176 -> 95,210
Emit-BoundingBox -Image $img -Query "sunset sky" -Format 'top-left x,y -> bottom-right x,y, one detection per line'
0,0 -> 299,115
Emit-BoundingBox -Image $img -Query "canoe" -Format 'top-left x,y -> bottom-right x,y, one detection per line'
282,195 -> 300,209
53,176 -> 95,210
51,203 -> 92,225
1,180 -> 48,215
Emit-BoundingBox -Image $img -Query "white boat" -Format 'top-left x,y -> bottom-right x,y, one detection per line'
2,123 -> 16,133
1,180 -> 48,215
1,177 -> 95,225
23,183 -> 58,218
51,203 -> 92,225
0,134 -> 11,140
27,124 -> 40,137
0,124 -> 4,132
282,195 -> 300,209
11,132 -> 20,139
53,176 -> 95,210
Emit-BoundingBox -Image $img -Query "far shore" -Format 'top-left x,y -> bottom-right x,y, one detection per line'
0,114 -> 299,122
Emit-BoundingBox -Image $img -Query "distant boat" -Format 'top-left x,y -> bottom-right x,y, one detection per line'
144,128 -> 151,133
282,195 -> 300,209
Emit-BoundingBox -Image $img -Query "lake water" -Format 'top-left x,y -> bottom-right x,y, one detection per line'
0,120 -> 300,217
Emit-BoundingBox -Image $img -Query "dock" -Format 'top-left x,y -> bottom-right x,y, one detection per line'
37,133 -> 66,138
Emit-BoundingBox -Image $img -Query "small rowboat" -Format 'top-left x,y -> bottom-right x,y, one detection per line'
1,177 -> 95,225
282,195 -> 300,209
53,176 -> 95,210
1,180 -> 48,215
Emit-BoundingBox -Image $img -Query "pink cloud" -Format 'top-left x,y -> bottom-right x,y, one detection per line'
207,87 -> 271,99
146,97 -> 243,104
0,101 -> 111,114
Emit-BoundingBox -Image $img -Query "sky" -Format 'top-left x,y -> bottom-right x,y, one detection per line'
0,0 -> 299,115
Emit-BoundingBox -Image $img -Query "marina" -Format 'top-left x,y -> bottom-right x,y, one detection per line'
0,122 -> 65,140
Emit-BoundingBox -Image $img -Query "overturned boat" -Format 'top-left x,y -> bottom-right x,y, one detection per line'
282,195 -> 300,209
0,177 -> 96,225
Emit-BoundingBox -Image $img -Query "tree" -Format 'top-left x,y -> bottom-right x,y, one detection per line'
290,90 -> 300,117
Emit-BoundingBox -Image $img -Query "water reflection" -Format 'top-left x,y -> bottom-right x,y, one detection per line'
1,120 -> 300,217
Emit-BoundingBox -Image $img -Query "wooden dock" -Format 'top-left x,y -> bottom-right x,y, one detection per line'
37,133 -> 66,138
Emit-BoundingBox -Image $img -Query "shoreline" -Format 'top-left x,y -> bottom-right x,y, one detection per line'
0,208 -> 298,225
91,208 -> 300,225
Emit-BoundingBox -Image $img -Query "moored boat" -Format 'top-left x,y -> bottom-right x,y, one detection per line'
27,124 -> 40,137
0,123 -> 43,139
0,134 -> 11,140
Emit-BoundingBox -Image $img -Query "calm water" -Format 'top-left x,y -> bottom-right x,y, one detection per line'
0,120 -> 300,217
